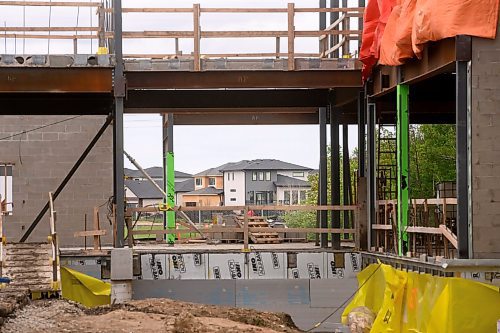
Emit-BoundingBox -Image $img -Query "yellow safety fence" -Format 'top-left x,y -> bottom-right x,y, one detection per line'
61,267 -> 111,308
342,263 -> 500,333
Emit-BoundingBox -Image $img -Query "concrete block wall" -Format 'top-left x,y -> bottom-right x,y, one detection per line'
471,10 -> 500,259
0,115 -> 113,246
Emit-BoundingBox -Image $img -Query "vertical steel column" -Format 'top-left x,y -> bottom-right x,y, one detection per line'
342,124 -> 351,237
330,0 -> 340,58
113,0 -> 125,248
330,107 -> 341,249
366,102 -> 376,250
358,90 -> 366,177
397,84 -> 409,256
163,114 -> 176,244
456,58 -> 471,259
319,107 -> 328,247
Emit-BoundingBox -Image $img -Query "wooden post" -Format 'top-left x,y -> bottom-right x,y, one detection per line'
97,5 -> 105,49
73,38 -> 78,55
287,3 -> 295,70
175,37 -> 180,55
243,207 -> 249,251
93,207 -> 101,251
193,4 -> 201,71
356,177 -> 368,250
48,192 -> 58,286
275,37 -> 280,59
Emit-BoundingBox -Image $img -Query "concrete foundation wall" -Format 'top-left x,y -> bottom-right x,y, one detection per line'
0,115 -> 113,246
471,12 -> 500,259
131,278 -> 354,332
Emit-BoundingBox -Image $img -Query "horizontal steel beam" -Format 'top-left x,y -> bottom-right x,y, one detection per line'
0,68 -> 113,93
125,89 -> 330,108
0,93 -> 113,115
125,70 -> 362,89
126,107 -> 318,114
173,112 -> 320,125
371,38 -> 456,98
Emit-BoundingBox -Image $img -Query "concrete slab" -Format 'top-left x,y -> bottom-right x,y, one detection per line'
310,279 -> 358,308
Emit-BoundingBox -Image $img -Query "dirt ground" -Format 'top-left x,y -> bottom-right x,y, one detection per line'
0,298 -> 302,333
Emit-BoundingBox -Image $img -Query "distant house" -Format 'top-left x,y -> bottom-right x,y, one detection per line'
124,168 -> 194,207
220,159 -> 312,206
182,165 -> 227,207
125,167 -> 193,182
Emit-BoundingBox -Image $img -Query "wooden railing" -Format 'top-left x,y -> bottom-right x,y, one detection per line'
126,204 -> 360,251
373,198 -> 458,258
0,1 -> 364,69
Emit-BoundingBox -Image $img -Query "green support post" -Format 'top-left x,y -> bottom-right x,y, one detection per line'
165,152 -> 175,244
397,84 -> 409,256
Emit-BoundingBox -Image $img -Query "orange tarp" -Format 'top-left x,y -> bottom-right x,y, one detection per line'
361,0 -> 500,80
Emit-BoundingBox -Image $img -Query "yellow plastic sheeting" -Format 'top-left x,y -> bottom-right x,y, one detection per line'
61,266 -> 111,308
343,263 -> 500,333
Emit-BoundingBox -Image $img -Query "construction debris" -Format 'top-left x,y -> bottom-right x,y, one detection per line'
0,298 -> 300,333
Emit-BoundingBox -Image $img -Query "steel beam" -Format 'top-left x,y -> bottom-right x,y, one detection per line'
358,90 -> 366,176
125,89 -> 330,109
164,114 -> 175,244
456,51 -> 471,259
0,68 -> 113,93
125,70 -> 362,89
172,112 -> 320,125
366,102 -> 376,250
330,106 -> 341,249
0,93 -> 113,115
113,0 -> 125,248
371,38 -> 456,97
319,107 -> 328,247
397,84 -> 409,256
20,115 -> 112,242
343,124 -> 351,238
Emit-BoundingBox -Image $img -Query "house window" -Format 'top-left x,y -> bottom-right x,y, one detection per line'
292,171 -> 305,177
252,172 -> 257,181
230,189 -> 236,192
292,190 -> 299,205
227,173 -> 230,181
230,198 -> 236,202
0,164 -> 13,214
300,190 -> 307,203
195,178 -> 202,186
265,171 -> 271,181
232,172 -> 234,181
249,191 -> 254,204
258,172 -> 264,181
186,202 -> 197,207
284,190 -> 290,205
209,177 -> 216,186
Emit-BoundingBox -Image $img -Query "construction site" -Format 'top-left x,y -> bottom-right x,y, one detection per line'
0,0 -> 499,332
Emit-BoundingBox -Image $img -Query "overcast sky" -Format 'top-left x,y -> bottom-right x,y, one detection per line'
0,0 -> 360,174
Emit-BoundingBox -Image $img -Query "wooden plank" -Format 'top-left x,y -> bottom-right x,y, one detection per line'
123,8 -> 193,13
439,224 -> 458,249
123,31 -> 193,38
406,226 -> 442,235
74,230 -> 106,237
0,34 -> 98,39
287,3 -> 295,71
0,1 -> 101,7
93,207 -> 101,251
127,204 -> 358,213
0,27 -> 99,32
130,227 -> 356,236
372,224 -> 392,230
243,207 -> 249,250
193,3 -> 201,71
